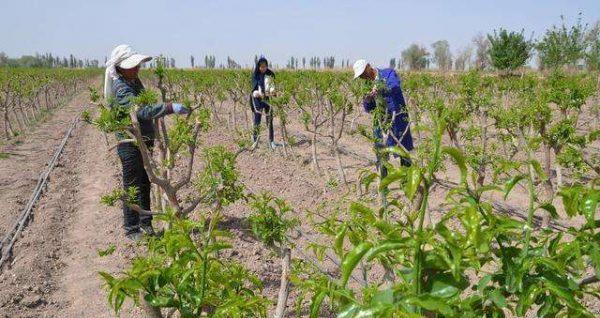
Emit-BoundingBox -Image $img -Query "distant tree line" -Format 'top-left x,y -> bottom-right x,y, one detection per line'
397,14 -> 600,73
7,14 -> 599,73
283,56 -> 352,69
0,52 -> 100,68
147,56 -> 176,69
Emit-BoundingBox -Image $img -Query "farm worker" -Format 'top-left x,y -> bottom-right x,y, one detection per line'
250,56 -> 277,150
104,44 -> 190,241
353,59 -> 414,178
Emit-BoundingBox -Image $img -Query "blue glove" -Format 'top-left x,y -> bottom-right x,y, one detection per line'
172,103 -> 190,115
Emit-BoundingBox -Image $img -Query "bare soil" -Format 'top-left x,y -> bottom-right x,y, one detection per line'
0,90 -> 596,317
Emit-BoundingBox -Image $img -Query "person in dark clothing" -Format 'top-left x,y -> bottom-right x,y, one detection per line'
250,56 -> 277,150
104,45 -> 189,241
352,59 -> 414,178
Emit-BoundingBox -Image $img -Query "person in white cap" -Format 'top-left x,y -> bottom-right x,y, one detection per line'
353,59 -> 414,178
104,44 -> 190,241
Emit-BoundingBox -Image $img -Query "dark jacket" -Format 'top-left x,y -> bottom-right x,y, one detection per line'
251,57 -> 275,96
111,75 -> 173,141
363,68 -> 414,151
250,57 -> 275,111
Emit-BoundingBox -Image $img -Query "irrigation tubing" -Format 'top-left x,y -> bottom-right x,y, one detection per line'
0,117 -> 78,269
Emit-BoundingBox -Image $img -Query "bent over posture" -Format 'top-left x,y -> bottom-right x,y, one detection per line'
353,59 -> 414,177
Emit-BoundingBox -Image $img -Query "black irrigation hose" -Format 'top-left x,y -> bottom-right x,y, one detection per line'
0,117 -> 78,270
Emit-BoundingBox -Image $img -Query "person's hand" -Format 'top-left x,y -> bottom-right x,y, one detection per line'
172,103 -> 190,115
252,90 -> 263,98
369,85 -> 378,97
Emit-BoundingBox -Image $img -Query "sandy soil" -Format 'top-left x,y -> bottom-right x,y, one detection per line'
0,88 -> 596,317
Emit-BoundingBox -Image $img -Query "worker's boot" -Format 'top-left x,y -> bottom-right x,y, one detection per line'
251,136 -> 260,150
126,230 -> 143,242
141,224 -> 156,237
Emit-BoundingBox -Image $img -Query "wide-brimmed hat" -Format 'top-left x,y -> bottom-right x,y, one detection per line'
353,59 -> 368,79
107,44 -> 152,70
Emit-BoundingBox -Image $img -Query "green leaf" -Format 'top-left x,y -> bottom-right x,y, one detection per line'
336,304 -> 359,318
590,243 -> 600,281
582,191 -> 599,224
475,185 -> 502,196
144,293 -> 176,307
530,159 -> 548,181
405,167 -> 422,200
334,224 -> 348,258
340,242 -> 373,287
384,146 -> 410,158
408,295 -> 455,317
537,202 -> 559,219
349,202 -> 376,223
477,275 -> 492,293
371,288 -> 394,305
426,273 -> 468,298
442,147 -> 467,185
504,174 -> 527,200
97,244 -> 116,257
364,240 -> 408,262
489,289 -> 506,308
310,291 -> 327,318
379,170 -> 405,191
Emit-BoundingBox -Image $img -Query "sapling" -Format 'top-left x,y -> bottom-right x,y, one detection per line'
324,78 -> 353,186
294,73 -> 329,173
247,192 -> 299,318
268,72 -> 295,156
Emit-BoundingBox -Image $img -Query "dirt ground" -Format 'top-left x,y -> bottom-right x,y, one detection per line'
0,85 -> 597,317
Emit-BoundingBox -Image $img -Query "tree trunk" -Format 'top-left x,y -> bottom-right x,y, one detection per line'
311,128 -> 321,173
476,111 -> 488,187
274,247 -> 291,318
334,144 -> 347,185
280,121 -> 289,157
12,108 -> 25,131
232,102 -> 238,129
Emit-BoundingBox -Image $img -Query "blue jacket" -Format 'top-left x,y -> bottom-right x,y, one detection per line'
363,68 -> 414,151
111,75 -> 173,141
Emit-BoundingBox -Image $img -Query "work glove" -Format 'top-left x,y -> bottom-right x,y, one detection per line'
172,103 -> 190,115
369,85 -> 379,97
252,90 -> 263,98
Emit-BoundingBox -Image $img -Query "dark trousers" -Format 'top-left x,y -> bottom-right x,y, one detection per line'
251,98 -> 274,142
117,142 -> 152,234
373,127 -> 412,179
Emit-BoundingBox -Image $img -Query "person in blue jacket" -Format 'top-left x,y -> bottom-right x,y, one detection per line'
104,44 -> 190,241
353,59 -> 414,178
250,56 -> 277,150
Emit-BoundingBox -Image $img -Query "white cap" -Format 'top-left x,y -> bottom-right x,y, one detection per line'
104,44 -> 152,103
119,54 -> 152,69
353,59 -> 368,79
106,44 -> 152,70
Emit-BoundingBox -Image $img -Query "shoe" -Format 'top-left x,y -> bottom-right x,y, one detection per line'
269,141 -> 278,150
141,224 -> 156,236
126,230 -> 143,242
250,137 -> 260,150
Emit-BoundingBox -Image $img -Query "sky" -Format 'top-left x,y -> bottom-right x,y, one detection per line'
1,0 -> 600,68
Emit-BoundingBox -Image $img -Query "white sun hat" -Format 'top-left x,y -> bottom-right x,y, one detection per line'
103,44 -> 152,101
353,59 -> 368,79
108,44 -> 152,70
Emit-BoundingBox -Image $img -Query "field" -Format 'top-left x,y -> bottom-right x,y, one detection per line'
0,66 -> 598,318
